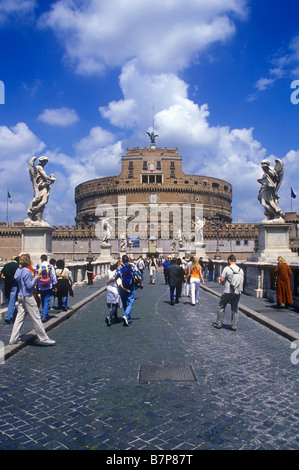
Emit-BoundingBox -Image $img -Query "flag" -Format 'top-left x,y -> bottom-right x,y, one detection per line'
7,190 -> 12,204
291,187 -> 297,199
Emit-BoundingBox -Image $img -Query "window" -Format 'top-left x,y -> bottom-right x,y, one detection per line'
156,161 -> 161,170
141,174 -> 163,184
128,161 -> 134,169
143,161 -> 148,170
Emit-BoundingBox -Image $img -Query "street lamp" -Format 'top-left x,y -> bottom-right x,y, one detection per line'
215,214 -> 221,260
87,216 -> 94,261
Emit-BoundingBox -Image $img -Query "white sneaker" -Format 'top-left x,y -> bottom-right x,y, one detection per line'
9,338 -> 22,345
40,338 -> 56,346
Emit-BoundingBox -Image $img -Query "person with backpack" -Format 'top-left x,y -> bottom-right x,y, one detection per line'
114,255 -> 142,326
37,254 -> 57,323
213,254 -> 244,331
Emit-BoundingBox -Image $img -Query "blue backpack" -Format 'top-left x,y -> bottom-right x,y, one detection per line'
122,264 -> 134,289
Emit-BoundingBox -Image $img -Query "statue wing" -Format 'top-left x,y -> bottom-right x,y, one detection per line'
274,159 -> 284,193
28,157 -> 38,196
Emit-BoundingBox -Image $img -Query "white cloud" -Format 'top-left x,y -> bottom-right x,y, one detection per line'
0,0 -> 36,23
0,122 -> 45,222
41,0 -> 247,75
38,107 -> 79,126
249,33 -> 299,100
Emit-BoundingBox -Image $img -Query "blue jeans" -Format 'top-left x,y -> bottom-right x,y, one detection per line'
119,287 -> 135,322
40,289 -> 52,319
4,286 -> 18,321
216,293 -> 240,329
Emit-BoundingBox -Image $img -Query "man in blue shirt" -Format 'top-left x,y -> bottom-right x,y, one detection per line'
162,257 -> 171,284
114,255 -> 142,326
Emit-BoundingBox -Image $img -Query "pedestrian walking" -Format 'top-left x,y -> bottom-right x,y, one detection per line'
49,258 -> 56,309
55,259 -> 73,311
105,259 -> 122,326
136,256 -> 145,276
166,258 -> 185,305
162,257 -> 171,284
184,256 -> 194,297
1,256 -> 19,324
9,254 -> 55,346
275,256 -> 293,308
149,256 -> 158,283
37,254 -> 57,322
207,258 -> 214,281
86,261 -> 94,285
114,255 -> 142,326
187,257 -> 205,306
213,254 -> 244,331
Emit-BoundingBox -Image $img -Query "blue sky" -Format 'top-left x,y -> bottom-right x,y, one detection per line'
1,0 -> 299,227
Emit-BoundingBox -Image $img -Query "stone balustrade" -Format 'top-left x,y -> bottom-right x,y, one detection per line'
212,259 -> 299,308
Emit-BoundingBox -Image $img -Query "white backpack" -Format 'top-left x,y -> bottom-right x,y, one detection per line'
229,266 -> 243,294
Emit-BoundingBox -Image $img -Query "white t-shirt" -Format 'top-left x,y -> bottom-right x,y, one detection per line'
221,264 -> 244,294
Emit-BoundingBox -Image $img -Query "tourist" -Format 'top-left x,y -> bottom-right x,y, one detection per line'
188,257 -> 205,306
136,256 -> 145,276
184,256 -> 194,297
105,259 -> 122,326
55,259 -> 73,311
9,254 -> 55,346
162,257 -> 171,284
149,256 -> 158,284
49,258 -> 56,309
1,256 -> 19,324
213,254 -> 244,331
207,258 -> 214,281
275,256 -> 293,308
86,261 -> 94,285
165,258 -> 185,305
114,255 -> 142,326
37,254 -> 57,323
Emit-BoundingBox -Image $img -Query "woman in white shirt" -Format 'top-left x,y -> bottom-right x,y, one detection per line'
105,259 -> 122,326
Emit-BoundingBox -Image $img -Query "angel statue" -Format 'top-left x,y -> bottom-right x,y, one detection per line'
24,156 -> 56,227
101,217 -> 112,245
257,159 -> 284,222
147,131 -> 159,146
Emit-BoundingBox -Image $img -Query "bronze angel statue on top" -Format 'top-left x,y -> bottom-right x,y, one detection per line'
257,159 -> 284,222
24,156 -> 56,227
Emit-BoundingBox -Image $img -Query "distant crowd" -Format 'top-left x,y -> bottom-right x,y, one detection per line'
2,249 -> 293,344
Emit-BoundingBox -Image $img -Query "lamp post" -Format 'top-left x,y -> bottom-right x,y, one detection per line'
215,214 -> 221,260
87,216 -> 94,261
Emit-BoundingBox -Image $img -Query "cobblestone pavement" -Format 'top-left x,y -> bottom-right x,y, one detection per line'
0,271 -> 298,451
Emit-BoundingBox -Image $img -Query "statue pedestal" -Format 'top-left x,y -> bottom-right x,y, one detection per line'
250,222 -> 299,263
178,247 -> 186,259
194,241 -> 207,259
99,243 -> 113,261
21,226 -> 54,266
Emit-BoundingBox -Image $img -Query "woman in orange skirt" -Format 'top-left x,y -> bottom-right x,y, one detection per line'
275,256 -> 293,308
